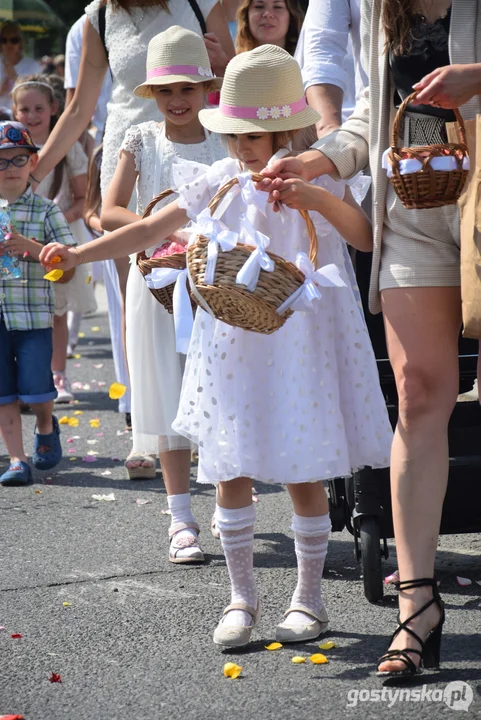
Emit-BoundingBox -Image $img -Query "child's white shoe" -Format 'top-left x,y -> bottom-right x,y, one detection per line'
275,604 -> 329,643
213,600 -> 261,647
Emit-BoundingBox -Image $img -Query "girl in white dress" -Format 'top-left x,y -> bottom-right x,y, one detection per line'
40,46 -> 393,646
101,27 -> 226,563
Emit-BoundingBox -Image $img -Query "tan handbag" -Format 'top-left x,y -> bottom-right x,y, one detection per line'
447,116 -> 481,338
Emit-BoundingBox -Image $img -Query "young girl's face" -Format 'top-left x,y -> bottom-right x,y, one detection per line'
227,132 -> 274,172
13,88 -> 56,142
152,82 -> 206,126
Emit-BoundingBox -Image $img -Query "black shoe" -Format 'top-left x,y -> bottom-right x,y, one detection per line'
125,412 -> 132,431
376,578 -> 445,678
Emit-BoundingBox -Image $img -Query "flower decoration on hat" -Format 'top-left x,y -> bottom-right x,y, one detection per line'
197,66 -> 213,78
270,106 -> 282,120
281,105 -> 292,118
256,107 -> 270,120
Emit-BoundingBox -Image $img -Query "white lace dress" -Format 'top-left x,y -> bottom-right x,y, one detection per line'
85,0 -> 217,204
121,121 -> 226,453
171,157 -> 393,485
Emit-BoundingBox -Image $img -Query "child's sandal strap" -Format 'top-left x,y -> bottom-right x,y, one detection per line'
283,605 -> 323,623
168,522 -> 200,538
223,602 -> 257,619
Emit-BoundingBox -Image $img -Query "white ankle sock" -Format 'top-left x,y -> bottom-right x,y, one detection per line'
168,493 -> 199,559
216,503 -> 257,628
287,513 -> 331,627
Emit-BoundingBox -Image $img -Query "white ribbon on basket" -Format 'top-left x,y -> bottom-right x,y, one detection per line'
236,219 -> 275,291
276,252 -> 347,315
211,171 -> 269,221
145,267 -> 193,354
184,207 -> 239,285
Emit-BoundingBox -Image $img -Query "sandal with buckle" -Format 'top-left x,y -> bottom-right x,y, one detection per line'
124,451 -> 156,480
276,604 -> 329,643
213,600 -> 262,647
32,415 -> 62,471
0,460 -> 32,486
377,577 -> 445,678
169,522 -> 204,564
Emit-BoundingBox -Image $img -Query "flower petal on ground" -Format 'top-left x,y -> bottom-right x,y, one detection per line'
265,642 -> 283,651
89,419 -> 101,428
109,382 -> 127,400
318,641 -> 336,650
62,602 -> 71,607
309,653 -> 328,664
291,656 -> 306,664
82,456 -> 97,463
73,410 -> 83,416
136,499 -> 152,505
92,493 -> 115,502
100,470 -> 112,476
68,418 -> 79,427
49,672 -> 62,683
223,662 -> 242,679
93,363 -> 104,369
11,634 -> 22,639
58,416 -> 69,425
457,576 -> 472,586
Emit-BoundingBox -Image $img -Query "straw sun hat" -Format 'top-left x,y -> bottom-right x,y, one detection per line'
134,25 -> 222,99
199,44 -> 320,134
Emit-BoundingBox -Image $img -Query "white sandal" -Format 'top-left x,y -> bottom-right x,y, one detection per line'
275,604 -> 329,643
213,600 -> 261,647
124,451 -> 156,480
169,523 -> 205,564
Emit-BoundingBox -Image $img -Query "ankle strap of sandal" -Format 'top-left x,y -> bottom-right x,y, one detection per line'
394,577 -> 437,592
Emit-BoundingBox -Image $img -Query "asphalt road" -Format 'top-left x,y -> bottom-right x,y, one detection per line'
1,286 -> 481,720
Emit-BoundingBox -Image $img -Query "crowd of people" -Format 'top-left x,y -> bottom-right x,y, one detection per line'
0,0 -> 480,681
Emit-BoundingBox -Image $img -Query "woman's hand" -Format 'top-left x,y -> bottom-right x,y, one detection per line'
262,176 -> 322,211
39,242 -> 82,272
256,151 -> 337,209
413,64 -> 481,109
203,32 -> 230,75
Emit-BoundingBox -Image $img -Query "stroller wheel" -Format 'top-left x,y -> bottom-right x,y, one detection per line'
360,516 -> 384,603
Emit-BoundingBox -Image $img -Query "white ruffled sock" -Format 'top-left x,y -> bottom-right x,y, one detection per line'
287,513 -> 331,627
216,503 -> 257,628
168,493 -> 199,559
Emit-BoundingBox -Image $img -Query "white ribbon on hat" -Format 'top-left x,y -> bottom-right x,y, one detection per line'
236,218 -> 274,291
276,252 -> 346,315
145,267 -> 193,354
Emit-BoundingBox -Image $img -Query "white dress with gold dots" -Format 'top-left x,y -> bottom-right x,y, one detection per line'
172,157 -> 393,485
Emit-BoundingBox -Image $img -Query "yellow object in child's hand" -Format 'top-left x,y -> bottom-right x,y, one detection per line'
51,256 -> 62,263
43,269 -> 64,282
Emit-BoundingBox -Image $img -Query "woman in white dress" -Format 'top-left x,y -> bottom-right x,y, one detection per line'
32,0 -> 234,446
101,26 -> 227,562
40,46 -> 393,647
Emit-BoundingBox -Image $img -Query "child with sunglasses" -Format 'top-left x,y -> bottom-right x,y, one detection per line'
0,121 -> 75,486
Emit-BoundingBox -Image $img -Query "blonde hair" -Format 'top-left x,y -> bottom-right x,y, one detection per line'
235,0 -> 304,56
226,129 -> 297,157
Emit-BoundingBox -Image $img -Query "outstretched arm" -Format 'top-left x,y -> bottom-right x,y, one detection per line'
40,201 -> 188,271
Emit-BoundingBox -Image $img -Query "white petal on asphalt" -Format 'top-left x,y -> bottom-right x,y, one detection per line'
92,493 -> 116,502
161,508 -> 171,515
456,576 -> 472,586
136,499 -> 152,505
100,470 -> 112,476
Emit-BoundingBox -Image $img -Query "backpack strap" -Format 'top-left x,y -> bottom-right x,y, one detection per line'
187,0 -> 207,35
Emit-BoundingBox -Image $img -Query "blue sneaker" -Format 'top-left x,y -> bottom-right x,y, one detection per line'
1,460 -> 32,486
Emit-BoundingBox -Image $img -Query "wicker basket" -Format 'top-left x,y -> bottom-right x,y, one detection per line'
187,172 -> 318,335
387,91 -> 469,209
136,188 -> 188,314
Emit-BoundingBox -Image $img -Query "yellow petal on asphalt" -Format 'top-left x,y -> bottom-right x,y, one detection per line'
89,419 -> 100,428
43,269 -> 64,282
58,416 -> 69,425
309,653 -> 328,665
318,641 -> 336,650
73,354 -> 82,359
109,382 -> 127,400
68,417 -> 79,427
78,332 -> 85,338
91,326 -> 100,332
223,662 -> 242,679
73,410 -> 83,415
291,656 -> 306,664
34,489 -> 43,494
264,642 -> 283,651
63,602 -> 71,607
69,457 -> 77,461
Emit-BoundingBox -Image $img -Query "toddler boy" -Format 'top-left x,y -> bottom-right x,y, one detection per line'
0,121 -> 75,485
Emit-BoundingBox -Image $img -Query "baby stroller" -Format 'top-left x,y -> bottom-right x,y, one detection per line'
328,251 -> 481,603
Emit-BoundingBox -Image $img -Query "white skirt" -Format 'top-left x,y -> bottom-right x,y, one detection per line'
125,260 -> 190,454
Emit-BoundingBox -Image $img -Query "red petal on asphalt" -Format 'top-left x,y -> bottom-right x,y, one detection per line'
11,633 -> 22,638
82,456 -> 97,463
0,715 -> 26,719
49,672 -> 62,683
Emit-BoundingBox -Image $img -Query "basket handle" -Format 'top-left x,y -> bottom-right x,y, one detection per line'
207,172 -> 319,267
391,91 -> 467,149
137,188 -> 176,265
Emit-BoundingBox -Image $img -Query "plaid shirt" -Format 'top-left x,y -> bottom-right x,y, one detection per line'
0,186 -> 75,331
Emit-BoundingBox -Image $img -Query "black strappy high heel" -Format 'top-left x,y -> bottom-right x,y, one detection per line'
377,578 -> 445,678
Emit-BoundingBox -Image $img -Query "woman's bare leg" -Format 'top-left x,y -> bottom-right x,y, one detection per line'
378,287 -> 461,673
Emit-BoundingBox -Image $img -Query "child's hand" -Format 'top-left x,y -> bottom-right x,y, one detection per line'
0,228 -> 32,256
39,243 -> 81,272
269,177 -> 322,212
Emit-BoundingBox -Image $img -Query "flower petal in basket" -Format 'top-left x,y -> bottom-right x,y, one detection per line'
276,252 -> 347,315
236,219 -> 274,291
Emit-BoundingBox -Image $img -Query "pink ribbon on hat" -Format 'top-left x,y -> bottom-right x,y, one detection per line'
218,96 -> 307,121
146,64 -> 213,80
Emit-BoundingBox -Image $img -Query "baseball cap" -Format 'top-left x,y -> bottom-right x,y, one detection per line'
0,121 -> 40,152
